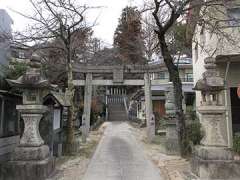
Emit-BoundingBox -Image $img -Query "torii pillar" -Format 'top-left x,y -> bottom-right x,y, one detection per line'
82,73 -> 93,143
144,73 -> 155,142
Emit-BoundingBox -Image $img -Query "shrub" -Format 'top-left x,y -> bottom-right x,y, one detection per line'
184,120 -> 203,155
233,133 -> 240,154
186,121 -> 203,146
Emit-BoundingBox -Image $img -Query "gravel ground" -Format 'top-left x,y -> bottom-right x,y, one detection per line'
129,122 -> 193,180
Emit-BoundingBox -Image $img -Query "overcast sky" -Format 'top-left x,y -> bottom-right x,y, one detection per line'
0,0 -> 144,46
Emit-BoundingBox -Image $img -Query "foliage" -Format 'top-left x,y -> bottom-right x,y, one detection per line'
233,133 -> 240,154
38,27 -> 94,88
1,61 -> 28,80
90,97 -> 106,125
77,97 -> 105,127
154,112 -> 165,132
186,120 -> 203,146
114,6 -> 146,64
167,23 -> 192,56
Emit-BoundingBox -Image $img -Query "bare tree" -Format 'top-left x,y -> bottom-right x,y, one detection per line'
13,0 -> 98,154
35,27 -> 94,87
142,12 -> 159,62
150,0 -> 239,156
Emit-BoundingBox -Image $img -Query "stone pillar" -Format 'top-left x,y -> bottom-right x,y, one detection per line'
82,73 -> 93,142
192,57 -> 240,179
2,105 -> 55,180
105,87 -> 109,121
182,93 -> 187,114
164,86 -> 180,155
14,105 -> 49,156
144,73 -> 155,142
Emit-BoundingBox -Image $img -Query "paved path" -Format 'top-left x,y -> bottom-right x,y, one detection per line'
83,122 -> 162,180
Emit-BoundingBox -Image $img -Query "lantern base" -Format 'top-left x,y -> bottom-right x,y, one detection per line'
11,145 -> 50,161
191,146 -> 240,179
165,120 -> 180,155
0,156 -> 55,180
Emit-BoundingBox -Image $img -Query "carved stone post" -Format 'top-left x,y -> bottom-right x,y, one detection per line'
144,73 -> 155,142
165,86 -> 180,155
2,55 -> 55,180
82,73 -> 93,142
192,57 -> 240,179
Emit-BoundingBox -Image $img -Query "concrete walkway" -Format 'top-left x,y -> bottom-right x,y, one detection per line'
83,122 -> 162,180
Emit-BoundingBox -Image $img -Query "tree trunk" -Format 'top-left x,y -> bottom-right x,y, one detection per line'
158,34 -> 187,156
65,42 -> 77,154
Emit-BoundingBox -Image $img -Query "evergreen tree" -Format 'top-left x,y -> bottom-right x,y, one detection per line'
114,6 -> 146,65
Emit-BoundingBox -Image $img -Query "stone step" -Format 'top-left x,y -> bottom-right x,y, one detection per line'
108,104 -> 124,106
109,114 -> 127,116
108,104 -> 127,121
108,110 -> 126,113
108,108 -> 125,110
108,110 -> 126,114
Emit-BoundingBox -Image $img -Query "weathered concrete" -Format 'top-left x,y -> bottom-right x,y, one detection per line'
0,136 -> 19,162
17,105 -> 48,147
164,87 -> 180,155
82,73 -> 93,142
191,152 -> 240,180
83,122 -> 162,180
192,57 -> 240,179
144,73 -> 155,142
165,120 -> 180,155
0,157 -> 55,180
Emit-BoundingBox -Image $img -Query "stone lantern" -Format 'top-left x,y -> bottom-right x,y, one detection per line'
192,57 -> 240,179
2,55 -> 56,180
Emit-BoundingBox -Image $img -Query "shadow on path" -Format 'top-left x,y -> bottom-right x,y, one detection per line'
82,122 -> 162,180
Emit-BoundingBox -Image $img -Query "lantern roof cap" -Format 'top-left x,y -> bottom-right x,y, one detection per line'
7,54 -> 56,90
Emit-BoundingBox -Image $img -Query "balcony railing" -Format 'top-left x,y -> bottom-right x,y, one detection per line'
152,77 -> 193,82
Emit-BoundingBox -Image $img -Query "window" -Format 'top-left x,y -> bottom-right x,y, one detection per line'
11,50 -> 18,58
185,73 -> 193,82
18,51 -> 25,59
227,8 -> 240,26
156,72 -> 165,80
53,109 -> 61,130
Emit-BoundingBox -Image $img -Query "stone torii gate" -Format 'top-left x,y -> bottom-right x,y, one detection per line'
73,64 -> 164,142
